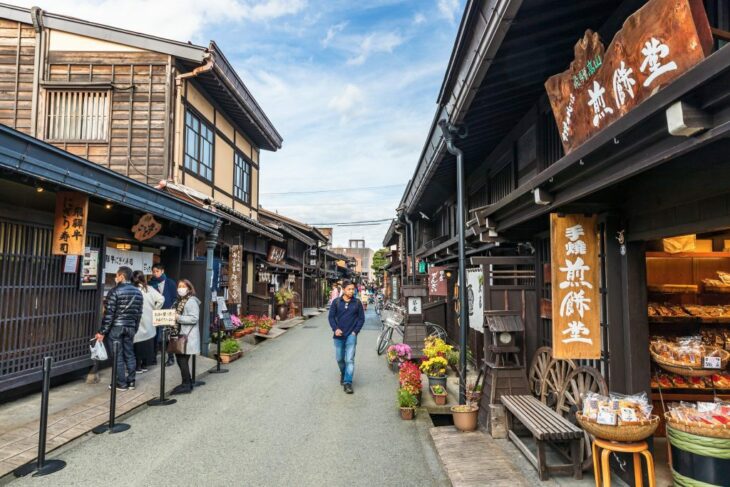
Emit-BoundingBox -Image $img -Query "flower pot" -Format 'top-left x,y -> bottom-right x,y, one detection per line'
258,327 -> 270,335
400,407 -> 415,420
451,405 -> 479,432
232,330 -> 246,339
276,305 -> 288,320
388,360 -> 400,372
244,327 -> 255,335
219,351 -> 242,364
431,386 -> 447,406
427,375 -> 447,389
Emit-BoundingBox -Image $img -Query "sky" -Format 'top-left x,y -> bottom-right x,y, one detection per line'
14,0 -> 464,249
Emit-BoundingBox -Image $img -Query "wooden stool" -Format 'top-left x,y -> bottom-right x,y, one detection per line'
591,438 -> 656,487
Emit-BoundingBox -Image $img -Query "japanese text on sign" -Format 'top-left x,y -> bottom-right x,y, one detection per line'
52,192 -> 88,255
428,266 -> 448,296
228,245 -> 243,305
104,247 -> 153,274
551,214 -> 600,359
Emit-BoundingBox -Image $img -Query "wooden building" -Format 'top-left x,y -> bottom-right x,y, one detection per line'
392,0 -> 730,482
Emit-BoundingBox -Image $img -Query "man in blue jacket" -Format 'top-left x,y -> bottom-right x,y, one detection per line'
149,263 -> 177,366
328,280 -> 365,394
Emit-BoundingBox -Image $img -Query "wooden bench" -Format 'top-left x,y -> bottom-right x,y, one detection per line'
501,394 -> 584,481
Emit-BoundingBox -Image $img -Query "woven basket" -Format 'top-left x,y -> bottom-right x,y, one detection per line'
650,344 -> 729,377
665,415 -> 730,439
576,413 -> 659,442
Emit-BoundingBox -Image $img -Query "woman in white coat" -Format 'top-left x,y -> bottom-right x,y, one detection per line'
171,278 -> 201,394
132,270 -> 164,373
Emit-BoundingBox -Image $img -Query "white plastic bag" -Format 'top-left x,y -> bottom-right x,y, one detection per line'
90,339 -> 108,361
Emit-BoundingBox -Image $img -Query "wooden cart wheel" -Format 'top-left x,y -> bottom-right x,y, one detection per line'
556,366 -> 609,471
540,357 -> 576,408
528,347 -> 552,398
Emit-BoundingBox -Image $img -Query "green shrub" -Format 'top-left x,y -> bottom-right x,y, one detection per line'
220,339 -> 240,354
397,388 -> 417,408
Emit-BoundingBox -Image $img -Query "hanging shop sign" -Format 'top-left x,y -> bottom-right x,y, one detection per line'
466,267 -> 484,332
131,213 -> 162,241
52,191 -> 88,255
417,260 -> 427,274
80,247 -> 99,289
428,266 -> 448,297
104,247 -> 153,274
545,0 -> 712,154
550,213 -> 601,359
228,245 -> 243,305
267,245 -> 286,264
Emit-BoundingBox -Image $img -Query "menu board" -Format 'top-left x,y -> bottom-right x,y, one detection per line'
80,247 -> 99,289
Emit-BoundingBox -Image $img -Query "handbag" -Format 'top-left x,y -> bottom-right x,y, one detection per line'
167,325 -> 192,355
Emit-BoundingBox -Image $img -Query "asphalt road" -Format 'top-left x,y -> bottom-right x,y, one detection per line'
9,310 -> 449,487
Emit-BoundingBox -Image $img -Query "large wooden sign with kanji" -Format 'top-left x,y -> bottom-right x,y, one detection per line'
550,214 -> 600,359
52,191 -> 88,256
545,0 -> 712,154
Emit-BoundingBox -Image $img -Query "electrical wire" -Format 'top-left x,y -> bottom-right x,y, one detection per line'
306,218 -> 393,226
261,183 -> 405,196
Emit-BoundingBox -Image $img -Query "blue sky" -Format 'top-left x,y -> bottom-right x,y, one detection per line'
16,0 -> 464,248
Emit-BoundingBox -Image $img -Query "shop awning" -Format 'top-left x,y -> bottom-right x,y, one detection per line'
0,126 -> 220,232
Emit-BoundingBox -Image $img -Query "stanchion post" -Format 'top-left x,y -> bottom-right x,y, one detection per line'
148,326 -> 176,406
13,357 -> 66,478
93,341 -> 130,434
209,325 -> 228,374
191,354 -> 205,388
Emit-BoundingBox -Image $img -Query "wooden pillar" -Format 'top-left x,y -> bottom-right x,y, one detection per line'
602,214 -> 627,393
620,240 -> 651,394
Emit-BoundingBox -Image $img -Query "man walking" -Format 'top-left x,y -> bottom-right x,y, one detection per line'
149,263 -> 177,366
328,280 -> 364,394
95,266 -> 143,391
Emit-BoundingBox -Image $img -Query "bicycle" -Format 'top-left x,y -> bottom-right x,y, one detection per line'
376,313 -> 448,355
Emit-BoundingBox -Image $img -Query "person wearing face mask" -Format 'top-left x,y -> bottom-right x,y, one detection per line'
96,266 -> 144,391
170,279 -> 201,395
149,263 -> 177,367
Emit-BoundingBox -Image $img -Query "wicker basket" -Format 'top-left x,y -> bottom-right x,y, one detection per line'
665,415 -> 730,439
649,344 -> 729,377
576,413 -> 659,442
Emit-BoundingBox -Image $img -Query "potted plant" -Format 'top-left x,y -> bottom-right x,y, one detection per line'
399,361 -> 422,405
431,384 -> 448,405
274,288 -> 293,320
219,338 -> 242,363
466,381 -> 483,405
256,315 -> 274,335
398,388 -> 417,420
386,343 -> 411,371
242,315 -> 257,335
419,356 -> 448,389
451,404 -> 479,431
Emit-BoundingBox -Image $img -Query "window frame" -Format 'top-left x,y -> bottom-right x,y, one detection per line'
44,88 -> 112,143
183,108 -> 215,183
233,150 -> 252,205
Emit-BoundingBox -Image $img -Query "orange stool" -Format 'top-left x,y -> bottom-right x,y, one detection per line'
591,438 -> 656,487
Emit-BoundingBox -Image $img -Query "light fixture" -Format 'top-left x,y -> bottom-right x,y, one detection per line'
104,202 -> 113,210
35,185 -> 44,193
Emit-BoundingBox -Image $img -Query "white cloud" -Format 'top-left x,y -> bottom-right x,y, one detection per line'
346,31 -> 403,66
322,21 -> 347,47
248,0 -> 307,21
437,0 -> 460,23
328,84 -> 365,122
413,12 -> 426,25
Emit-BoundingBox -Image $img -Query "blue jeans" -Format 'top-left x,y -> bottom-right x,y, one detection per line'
334,333 -> 357,385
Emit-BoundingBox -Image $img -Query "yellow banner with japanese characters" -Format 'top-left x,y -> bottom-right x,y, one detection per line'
550,213 -> 601,359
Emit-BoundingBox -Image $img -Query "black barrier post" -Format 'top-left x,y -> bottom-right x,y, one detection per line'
209,326 -> 228,374
191,354 -> 206,388
93,341 -> 130,434
13,357 -> 66,478
148,327 -> 176,406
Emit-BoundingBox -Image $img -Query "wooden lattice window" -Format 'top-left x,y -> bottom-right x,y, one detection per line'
45,90 -> 110,142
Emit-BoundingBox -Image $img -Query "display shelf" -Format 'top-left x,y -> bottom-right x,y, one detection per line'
646,251 -> 730,258
651,391 -> 730,401
649,316 -> 730,324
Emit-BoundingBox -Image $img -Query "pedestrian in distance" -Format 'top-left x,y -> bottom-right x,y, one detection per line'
132,270 -> 164,374
328,284 -> 340,306
170,279 -> 201,395
149,263 -> 177,367
95,266 -> 143,391
328,280 -> 365,394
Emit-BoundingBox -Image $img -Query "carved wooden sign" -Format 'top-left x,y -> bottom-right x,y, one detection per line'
53,191 -> 88,255
267,245 -> 286,264
545,0 -> 712,154
132,213 -> 162,241
228,245 -> 243,305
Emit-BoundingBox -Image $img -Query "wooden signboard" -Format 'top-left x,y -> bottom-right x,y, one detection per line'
550,214 -> 601,359
131,213 -> 162,241
228,245 -> 243,304
52,191 -> 88,255
427,266 -> 448,296
267,245 -> 286,264
545,0 -> 712,154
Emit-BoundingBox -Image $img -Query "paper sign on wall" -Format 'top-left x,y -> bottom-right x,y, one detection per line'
104,247 -> 153,274
467,267 -> 484,332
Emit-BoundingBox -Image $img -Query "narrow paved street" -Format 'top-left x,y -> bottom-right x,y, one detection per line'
10,310 -> 448,487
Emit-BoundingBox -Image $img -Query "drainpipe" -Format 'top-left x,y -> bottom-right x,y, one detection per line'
404,213 -> 416,285
175,52 -> 215,87
394,226 -> 404,300
202,219 -> 223,356
30,7 -> 44,137
439,119 -> 469,405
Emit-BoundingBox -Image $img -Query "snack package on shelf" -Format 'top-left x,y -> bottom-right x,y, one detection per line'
666,400 -> 730,429
581,392 -> 653,425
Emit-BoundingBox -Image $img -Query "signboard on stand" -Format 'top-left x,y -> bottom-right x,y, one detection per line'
228,245 -> 243,305
52,191 -> 88,256
550,213 -> 601,359
152,309 -> 176,327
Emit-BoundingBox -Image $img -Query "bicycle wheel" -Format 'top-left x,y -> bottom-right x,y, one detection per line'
376,326 -> 394,355
426,323 -> 448,341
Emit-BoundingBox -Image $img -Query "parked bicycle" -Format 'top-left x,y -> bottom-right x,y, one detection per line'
376,307 -> 448,355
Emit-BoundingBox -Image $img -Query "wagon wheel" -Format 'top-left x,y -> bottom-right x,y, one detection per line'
556,366 -> 609,471
540,358 -> 576,408
528,347 -> 552,398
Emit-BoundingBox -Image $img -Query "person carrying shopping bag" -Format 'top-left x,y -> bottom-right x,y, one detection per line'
168,279 -> 201,395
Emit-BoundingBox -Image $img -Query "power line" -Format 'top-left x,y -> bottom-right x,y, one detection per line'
306,218 -> 393,226
261,183 -> 405,196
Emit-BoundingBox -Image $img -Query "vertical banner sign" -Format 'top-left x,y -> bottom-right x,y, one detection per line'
228,245 -> 243,305
466,267 -> 484,332
428,266 -> 448,296
551,214 -> 601,359
52,192 -> 88,255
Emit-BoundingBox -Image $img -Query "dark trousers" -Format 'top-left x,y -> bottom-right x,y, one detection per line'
176,354 -> 191,385
109,326 -> 136,387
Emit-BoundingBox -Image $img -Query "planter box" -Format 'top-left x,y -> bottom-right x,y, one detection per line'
400,407 -> 415,420
430,386 -> 447,406
218,351 -> 242,364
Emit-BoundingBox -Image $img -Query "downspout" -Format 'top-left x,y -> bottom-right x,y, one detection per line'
439,119 -> 469,405
404,213 -> 416,285
394,226 -> 404,301
30,7 -> 44,137
175,52 -> 215,87
303,245 -> 310,311
202,219 -> 223,356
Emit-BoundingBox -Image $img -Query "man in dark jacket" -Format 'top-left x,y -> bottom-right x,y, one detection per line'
328,280 -> 365,394
95,266 -> 143,391
149,263 -> 177,366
